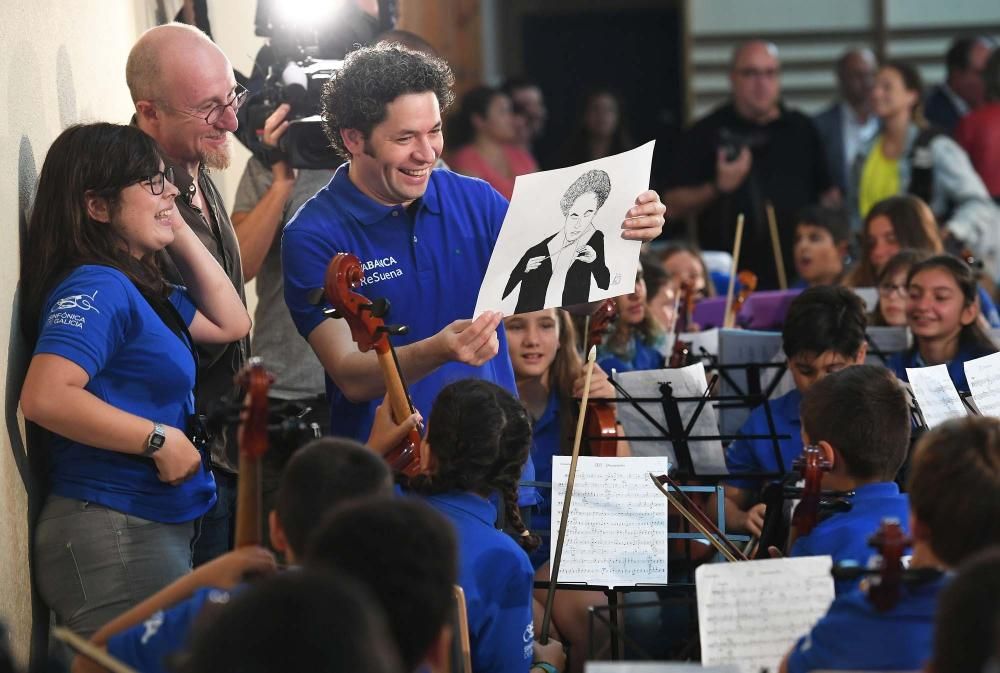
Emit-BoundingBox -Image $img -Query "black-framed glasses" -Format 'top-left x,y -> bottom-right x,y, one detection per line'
878,283 -> 908,298
169,84 -> 248,125
137,167 -> 175,195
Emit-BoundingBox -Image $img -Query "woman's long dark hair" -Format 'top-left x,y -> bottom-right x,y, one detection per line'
20,123 -> 168,342
847,194 -> 942,287
558,87 -> 634,167
408,379 -> 541,552
907,255 -> 997,355
445,85 -> 507,149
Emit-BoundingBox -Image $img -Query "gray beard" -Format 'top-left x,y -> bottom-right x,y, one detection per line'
200,133 -> 232,170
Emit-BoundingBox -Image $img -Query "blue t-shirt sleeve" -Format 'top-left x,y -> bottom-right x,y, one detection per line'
281,211 -> 340,340
106,587 -> 228,673
168,286 -> 197,326
480,179 -> 510,249
34,268 -> 132,379
724,409 -> 764,490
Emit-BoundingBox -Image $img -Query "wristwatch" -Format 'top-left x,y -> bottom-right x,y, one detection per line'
144,423 -> 167,456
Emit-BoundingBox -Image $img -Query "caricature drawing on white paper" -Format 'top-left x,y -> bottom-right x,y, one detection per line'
502,169 -> 612,314
473,140 -> 655,317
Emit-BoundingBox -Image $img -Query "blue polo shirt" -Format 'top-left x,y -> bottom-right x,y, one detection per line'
724,389 -> 802,491
526,391 -> 561,568
786,573 -> 947,673
888,343 -> 998,391
597,333 -> 665,373
423,492 -> 535,673
791,482 -> 911,593
107,586 -> 235,673
34,265 -> 215,523
282,166 -> 518,442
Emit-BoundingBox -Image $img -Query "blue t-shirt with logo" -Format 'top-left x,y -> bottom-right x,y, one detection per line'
423,492 -> 535,673
33,265 -> 215,523
107,585 -> 235,673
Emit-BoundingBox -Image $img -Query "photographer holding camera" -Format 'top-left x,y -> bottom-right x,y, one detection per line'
662,40 -> 838,289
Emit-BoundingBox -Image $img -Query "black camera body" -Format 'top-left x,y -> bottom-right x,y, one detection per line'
718,126 -> 767,162
241,56 -> 343,170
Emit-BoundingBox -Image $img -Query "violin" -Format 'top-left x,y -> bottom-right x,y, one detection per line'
674,282 -> 697,335
831,519 -> 938,611
234,358 -> 274,548
321,253 -> 423,476
790,443 -> 831,537
668,339 -> 693,369
729,270 -> 758,326
582,299 -> 619,457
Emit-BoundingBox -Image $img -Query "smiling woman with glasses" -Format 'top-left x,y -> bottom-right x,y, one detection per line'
18,122 -> 251,637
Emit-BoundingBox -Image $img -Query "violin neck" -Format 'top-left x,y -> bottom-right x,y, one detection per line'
377,347 -> 415,422
234,452 -> 262,548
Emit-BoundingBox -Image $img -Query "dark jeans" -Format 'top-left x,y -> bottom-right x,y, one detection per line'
192,469 -> 237,567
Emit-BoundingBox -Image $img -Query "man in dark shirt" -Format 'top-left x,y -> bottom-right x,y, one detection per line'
662,40 -> 836,290
925,36 -> 994,134
127,23 -> 249,564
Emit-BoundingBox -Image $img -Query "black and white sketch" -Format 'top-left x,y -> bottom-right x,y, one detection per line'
474,141 -> 655,316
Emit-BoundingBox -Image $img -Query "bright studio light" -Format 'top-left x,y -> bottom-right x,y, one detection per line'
272,0 -> 342,29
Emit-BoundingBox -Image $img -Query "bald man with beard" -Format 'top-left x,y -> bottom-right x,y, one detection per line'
127,23 -> 249,565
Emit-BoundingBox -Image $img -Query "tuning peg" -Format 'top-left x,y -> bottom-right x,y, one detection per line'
306,287 -> 326,306
363,297 -> 390,318
379,324 -> 409,336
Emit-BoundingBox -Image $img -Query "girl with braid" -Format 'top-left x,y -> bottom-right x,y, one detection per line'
406,379 -> 566,673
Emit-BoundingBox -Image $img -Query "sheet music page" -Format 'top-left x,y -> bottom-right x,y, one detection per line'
696,556 -> 835,673
615,363 -> 727,473
906,364 -> 967,428
550,456 -> 670,586
965,351 -> 1000,418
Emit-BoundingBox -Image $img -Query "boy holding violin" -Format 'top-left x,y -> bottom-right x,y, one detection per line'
721,286 -> 868,535
787,365 -> 912,591
779,415 -> 1000,673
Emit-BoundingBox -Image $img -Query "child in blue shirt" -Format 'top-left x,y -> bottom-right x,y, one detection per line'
78,438 -> 395,673
597,269 -> 666,373
888,254 -> 997,391
929,547 -> 1000,673
722,286 -> 869,536
407,379 -> 566,673
780,415 -> 1000,673
789,365 -> 912,591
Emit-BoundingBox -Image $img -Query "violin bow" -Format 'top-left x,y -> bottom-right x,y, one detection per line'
540,345 -> 598,644
723,213 -> 745,329
648,471 -> 747,562
765,201 -> 788,290
52,626 -> 140,673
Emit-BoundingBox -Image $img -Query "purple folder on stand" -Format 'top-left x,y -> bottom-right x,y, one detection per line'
737,289 -> 803,330
691,297 -> 728,329
690,289 -> 803,331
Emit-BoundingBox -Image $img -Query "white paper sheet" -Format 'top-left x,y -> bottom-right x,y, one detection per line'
965,351 -> 1000,418
696,556 -> 835,673
550,456 -> 670,587
906,364 -> 967,428
474,142 -> 655,316
614,363 -> 727,473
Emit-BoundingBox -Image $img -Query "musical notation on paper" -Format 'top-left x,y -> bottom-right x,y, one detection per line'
696,556 -> 835,673
907,364 -> 967,429
550,456 -> 670,587
965,351 -> 1000,418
